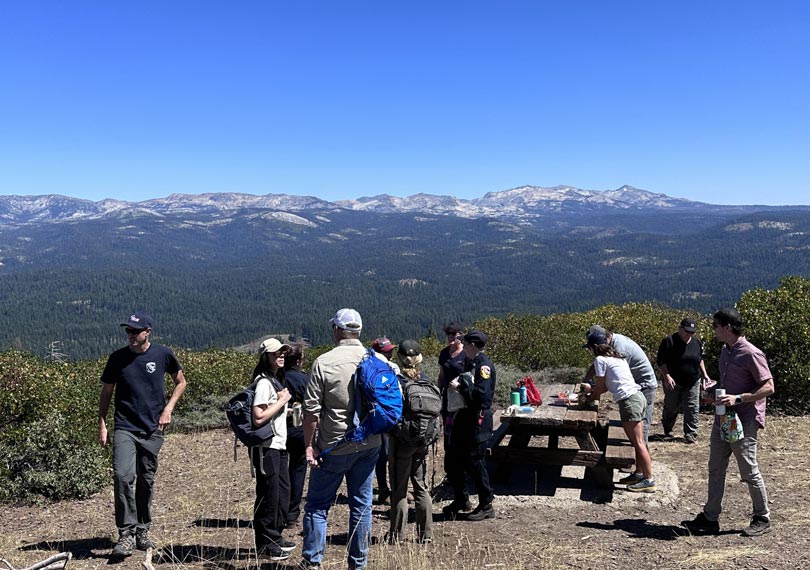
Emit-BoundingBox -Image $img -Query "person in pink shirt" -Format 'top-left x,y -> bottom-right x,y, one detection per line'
682,307 -> 775,537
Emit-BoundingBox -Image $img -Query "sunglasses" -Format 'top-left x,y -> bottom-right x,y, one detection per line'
125,327 -> 146,335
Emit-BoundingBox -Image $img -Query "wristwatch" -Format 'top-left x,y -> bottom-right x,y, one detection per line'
735,395 -> 743,405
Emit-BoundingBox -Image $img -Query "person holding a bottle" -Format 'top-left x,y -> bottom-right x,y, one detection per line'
681,307 -> 775,537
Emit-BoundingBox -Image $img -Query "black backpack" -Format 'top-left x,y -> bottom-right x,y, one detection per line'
225,378 -> 279,448
393,373 -> 442,446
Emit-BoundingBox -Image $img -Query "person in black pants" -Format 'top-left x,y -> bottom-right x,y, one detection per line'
443,329 -> 496,521
251,338 -> 295,561
283,344 -> 309,527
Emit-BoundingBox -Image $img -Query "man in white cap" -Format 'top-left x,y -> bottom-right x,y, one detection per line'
300,308 -> 380,570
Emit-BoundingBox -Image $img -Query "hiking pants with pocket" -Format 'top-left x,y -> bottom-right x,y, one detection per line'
112,429 -> 164,535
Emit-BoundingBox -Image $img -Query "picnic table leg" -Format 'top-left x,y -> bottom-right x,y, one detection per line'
492,424 -> 532,484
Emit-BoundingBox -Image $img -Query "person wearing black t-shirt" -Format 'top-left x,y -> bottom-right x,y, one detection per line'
436,322 -> 466,498
656,318 -> 711,443
98,312 -> 187,557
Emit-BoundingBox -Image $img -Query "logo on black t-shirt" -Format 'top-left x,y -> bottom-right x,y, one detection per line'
146,362 -> 157,374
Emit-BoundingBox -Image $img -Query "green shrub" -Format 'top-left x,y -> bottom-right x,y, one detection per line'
734,276 -> 810,413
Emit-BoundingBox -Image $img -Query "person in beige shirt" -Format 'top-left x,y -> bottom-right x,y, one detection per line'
300,308 -> 381,570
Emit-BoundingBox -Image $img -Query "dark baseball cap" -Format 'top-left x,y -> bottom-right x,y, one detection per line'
680,318 -> 697,333
583,327 -> 608,348
120,311 -> 153,330
463,329 -> 487,347
398,339 -> 421,357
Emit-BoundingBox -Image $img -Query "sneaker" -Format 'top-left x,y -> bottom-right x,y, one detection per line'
742,515 -> 771,537
466,504 -> 496,521
135,529 -> 156,550
442,499 -> 472,517
111,533 -> 136,557
298,559 -> 321,570
276,539 -> 297,553
618,472 -> 643,485
681,512 -> 720,535
626,478 -> 656,493
684,436 -> 697,444
258,548 -> 290,562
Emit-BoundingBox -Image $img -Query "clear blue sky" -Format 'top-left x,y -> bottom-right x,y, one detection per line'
1,1 -> 808,205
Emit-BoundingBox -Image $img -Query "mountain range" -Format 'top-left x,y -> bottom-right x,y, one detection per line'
1,184 -> 809,360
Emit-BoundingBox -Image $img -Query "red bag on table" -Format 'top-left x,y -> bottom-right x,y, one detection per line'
519,376 -> 542,406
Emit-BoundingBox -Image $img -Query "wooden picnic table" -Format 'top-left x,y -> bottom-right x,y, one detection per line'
488,383 -> 635,488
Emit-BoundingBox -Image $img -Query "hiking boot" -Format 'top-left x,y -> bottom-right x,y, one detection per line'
442,499 -> 472,517
626,478 -> 656,493
466,504 -> 496,521
111,533 -> 136,557
618,472 -> 643,485
681,512 -> 720,535
135,529 -> 157,550
742,515 -> 771,537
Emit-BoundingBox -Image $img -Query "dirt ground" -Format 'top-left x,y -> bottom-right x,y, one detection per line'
2,410 -> 809,570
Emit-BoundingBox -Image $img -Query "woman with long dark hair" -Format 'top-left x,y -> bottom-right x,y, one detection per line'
582,330 -> 656,493
250,338 -> 296,560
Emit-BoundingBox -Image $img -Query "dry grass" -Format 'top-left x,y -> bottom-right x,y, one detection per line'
3,411 -> 810,570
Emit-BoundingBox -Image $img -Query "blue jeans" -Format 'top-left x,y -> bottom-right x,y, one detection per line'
302,446 -> 379,569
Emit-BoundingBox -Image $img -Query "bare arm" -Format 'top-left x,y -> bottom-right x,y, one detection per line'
303,413 -> 321,468
98,383 -> 115,447
586,375 -> 608,402
158,370 -> 187,430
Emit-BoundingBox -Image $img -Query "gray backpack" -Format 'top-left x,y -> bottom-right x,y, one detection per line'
393,374 -> 442,446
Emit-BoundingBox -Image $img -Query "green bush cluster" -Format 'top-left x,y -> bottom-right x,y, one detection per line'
0,352 -> 108,503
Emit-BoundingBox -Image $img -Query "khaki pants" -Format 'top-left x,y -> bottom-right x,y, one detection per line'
388,437 -> 432,542
704,420 -> 770,521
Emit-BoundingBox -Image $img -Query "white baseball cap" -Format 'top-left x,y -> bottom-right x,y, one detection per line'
330,308 -> 363,332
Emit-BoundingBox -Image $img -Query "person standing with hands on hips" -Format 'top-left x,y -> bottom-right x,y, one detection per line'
98,312 -> 187,557
682,307 -> 775,537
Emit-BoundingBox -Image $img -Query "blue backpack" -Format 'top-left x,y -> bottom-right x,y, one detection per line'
321,349 -> 403,456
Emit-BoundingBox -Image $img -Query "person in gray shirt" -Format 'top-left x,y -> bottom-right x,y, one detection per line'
584,325 -> 658,445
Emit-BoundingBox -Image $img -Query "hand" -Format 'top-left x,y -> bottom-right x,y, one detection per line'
98,423 -> 108,448
664,376 -> 675,392
716,393 -> 737,407
158,409 -> 172,431
278,388 -> 292,405
578,383 -> 592,394
449,379 -> 459,391
305,446 -> 321,469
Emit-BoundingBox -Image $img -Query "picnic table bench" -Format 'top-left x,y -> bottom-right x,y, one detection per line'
487,383 -> 635,488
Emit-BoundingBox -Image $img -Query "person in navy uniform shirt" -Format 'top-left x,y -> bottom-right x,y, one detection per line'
98,312 -> 187,557
443,329 -> 496,521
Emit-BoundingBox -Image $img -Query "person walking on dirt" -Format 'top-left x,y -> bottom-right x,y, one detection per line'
656,318 -> 712,443
300,308 -> 380,570
98,312 -> 187,557
584,325 -> 657,445
443,329 -> 496,521
682,307 -> 775,537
